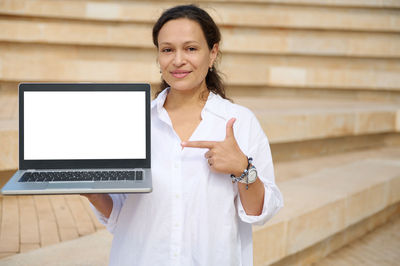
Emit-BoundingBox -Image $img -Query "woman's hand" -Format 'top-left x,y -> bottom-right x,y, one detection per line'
181,118 -> 248,177
80,193 -> 113,218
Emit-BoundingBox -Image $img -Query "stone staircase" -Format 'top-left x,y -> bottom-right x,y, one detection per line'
0,0 -> 399,265
314,211 -> 400,266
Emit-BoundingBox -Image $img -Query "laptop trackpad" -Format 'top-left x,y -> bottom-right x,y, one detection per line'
47,182 -> 94,189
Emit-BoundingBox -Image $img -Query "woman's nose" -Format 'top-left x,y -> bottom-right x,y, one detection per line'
173,50 -> 185,66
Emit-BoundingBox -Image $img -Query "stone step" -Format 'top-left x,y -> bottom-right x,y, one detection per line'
314,213 -> 400,266
235,0 -> 400,8
228,86 -> 400,104
235,97 -> 400,143
253,146 -> 400,265
1,90 -> 399,171
274,145 -> 400,183
0,88 -> 18,172
0,228 -> 111,266
271,132 -> 400,162
1,43 -> 400,90
0,0 -> 399,32
2,17 -> 400,58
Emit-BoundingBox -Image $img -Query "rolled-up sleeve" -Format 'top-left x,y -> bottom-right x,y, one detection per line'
237,177 -> 284,225
90,194 -> 127,233
236,114 -> 284,226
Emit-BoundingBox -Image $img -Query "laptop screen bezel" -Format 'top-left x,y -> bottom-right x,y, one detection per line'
19,83 -> 151,170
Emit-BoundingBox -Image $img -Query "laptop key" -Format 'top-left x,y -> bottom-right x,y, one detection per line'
19,173 -> 31,182
36,176 -> 46,182
126,171 -> 135,180
136,171 -> 143,181
101,176 -> 109,181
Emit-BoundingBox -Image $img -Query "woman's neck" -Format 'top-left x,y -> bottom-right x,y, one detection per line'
164,84 -> 209,111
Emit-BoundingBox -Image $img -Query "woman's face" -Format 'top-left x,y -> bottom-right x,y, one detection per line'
157,18 -> 218,93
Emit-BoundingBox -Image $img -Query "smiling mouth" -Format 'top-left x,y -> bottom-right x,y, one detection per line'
171,71 -> 191,78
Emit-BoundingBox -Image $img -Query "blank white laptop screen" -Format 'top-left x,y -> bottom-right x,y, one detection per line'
24,91 -> 146,160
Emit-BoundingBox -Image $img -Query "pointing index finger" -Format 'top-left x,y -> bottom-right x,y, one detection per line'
181,141 -> 216,149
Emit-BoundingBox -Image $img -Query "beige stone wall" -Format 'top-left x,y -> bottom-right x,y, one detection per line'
1,0 -> 400,91
1,1 -> 400,265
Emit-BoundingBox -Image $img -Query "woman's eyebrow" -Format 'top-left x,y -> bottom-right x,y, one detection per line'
159,42 -> 172,46
183,41 -> 200,45
159,41 -> 200,46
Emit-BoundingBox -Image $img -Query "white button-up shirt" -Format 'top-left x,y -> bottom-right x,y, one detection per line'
92,89 -> 284,266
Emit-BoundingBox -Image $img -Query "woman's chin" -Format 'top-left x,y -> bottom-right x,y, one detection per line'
167,80 -> 206,93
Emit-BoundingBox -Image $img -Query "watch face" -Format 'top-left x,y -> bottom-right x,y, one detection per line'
248,168 -> 257,183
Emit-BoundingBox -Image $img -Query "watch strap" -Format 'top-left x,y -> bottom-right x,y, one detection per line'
230,157 -> 255,189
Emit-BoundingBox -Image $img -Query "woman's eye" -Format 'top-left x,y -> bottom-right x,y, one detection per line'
187,47 -> 197,51
161,48 -> 172,53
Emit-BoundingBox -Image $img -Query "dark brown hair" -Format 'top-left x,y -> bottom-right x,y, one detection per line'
152,4 -> 227,99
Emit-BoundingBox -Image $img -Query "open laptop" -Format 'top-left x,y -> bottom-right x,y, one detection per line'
1,83 -> 152,195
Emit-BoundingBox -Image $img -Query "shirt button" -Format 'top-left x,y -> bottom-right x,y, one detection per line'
174,162 -> 179,168
175,194 -> 180,199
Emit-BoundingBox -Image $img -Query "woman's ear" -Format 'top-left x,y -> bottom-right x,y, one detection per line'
209,43 -> 219,67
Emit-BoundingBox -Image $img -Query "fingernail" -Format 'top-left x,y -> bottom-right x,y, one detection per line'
181,142 -> 186,146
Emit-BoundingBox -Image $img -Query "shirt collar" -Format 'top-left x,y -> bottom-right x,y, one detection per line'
151,87 -> 230,120
151,88 -> 169,115
202,91 -> 230,120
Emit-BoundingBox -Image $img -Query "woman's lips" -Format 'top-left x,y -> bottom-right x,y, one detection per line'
171,71 -> 191,78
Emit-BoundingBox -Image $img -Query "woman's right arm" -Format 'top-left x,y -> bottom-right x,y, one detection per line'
82,194 -> 113,219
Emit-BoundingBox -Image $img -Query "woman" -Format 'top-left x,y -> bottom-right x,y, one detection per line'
85,4 -> 283,266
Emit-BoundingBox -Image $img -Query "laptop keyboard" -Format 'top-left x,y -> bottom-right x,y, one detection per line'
18,170 -> 143,182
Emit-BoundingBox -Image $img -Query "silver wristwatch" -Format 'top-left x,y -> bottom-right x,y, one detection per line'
230,157 -> 258,189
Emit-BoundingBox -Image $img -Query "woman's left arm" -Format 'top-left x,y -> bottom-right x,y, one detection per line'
237,177 -> 265,215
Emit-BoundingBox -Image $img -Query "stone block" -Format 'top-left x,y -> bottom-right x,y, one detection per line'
221,55 -> 269,86
0,196 -> 19,253
288,31 -> 348,56
0,129 -> 18,171
253,221 -> 287,266
86,2 -> 121,20
322,228 -> 348,257
221,28 -> 288,54
258,113 -> 308,143
0,19 -> 153,48
396,110 -> 400,132
0,229 -> 112,266
388,175 -> 400,205
285,198 -> 346,255
0,0 -> 86,20
19,244 -> 40,253
18,196 -> 40,244
344,182 -> 389,227
347,32 -> 400,58
308,111 -> 355,139
33,195 -> 61,247
269,66 -> 307,87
